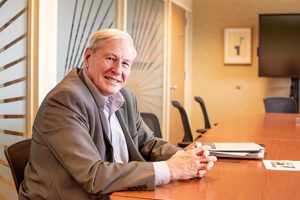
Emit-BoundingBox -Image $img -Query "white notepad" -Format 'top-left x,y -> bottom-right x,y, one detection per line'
205,142 -> 263,152
200,142 -> 265,159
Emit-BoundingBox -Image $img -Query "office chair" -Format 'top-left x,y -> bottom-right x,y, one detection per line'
194,96 -> 212,134
171,100 -> 198,147
141,112 -> 162,138
263,96 -> 298,113
4,139 -> 31,191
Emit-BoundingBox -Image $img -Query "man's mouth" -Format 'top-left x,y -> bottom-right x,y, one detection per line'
104,76 -> 121,83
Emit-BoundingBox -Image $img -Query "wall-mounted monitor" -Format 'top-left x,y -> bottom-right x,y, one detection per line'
258,14 -> 300,78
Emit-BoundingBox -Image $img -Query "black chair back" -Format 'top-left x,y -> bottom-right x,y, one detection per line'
263,97 -> 298,113
141,112 -> 162,138
194,96 -> 211,129
4,139 -> 31,191
171,100 -> 193,147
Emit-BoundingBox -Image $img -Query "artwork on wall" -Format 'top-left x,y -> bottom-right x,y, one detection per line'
224,28 -> 251,64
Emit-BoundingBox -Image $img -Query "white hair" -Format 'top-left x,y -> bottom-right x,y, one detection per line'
88,28 -> 137,58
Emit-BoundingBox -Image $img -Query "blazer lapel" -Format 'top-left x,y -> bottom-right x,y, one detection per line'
77,68 -> 114,160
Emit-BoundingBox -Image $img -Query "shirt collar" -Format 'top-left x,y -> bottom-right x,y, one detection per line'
83,69 -> 124,111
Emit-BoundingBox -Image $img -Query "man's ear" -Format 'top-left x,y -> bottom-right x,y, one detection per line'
84,48 -> 91,68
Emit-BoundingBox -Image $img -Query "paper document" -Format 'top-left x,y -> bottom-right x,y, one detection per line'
200,142 -> 265,159
263,160 -> 300,171
202,142 -> 263,152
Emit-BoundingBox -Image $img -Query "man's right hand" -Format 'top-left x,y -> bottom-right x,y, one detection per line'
166,144 -> 217,180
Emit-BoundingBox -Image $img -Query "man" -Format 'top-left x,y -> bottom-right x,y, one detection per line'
19,28 -> 217,200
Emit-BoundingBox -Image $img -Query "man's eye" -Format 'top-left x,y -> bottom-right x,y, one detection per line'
107,57 -> 114,61
122,62 -> 130,68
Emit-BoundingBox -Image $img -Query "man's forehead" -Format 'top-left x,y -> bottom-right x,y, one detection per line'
96,39 -> 135,59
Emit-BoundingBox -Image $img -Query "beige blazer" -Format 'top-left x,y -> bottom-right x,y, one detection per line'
19,69 -> 180,200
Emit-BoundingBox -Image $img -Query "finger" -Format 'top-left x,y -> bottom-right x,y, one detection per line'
198,155 -> 217,163
203,149 -> 210,157
197,163 -> 209,170
199,156 -> 217,162
207,156 -> 217,162
196,159 -> 216,170
195,142 -> 202,148
194,147 -> 205,156
195,160 -> 201,166
195,147 -> 211,156
207,161 -> 214,170
197,170 -> 207,177
194,160 -> 207,173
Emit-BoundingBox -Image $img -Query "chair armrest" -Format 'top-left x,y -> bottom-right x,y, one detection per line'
177,141 -> 192,148
196,128 -> 209,134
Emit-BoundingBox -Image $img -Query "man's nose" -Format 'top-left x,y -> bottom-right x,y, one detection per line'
111,61 -> 122,74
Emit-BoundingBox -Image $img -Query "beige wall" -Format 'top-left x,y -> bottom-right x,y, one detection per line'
190,0 -> 300,134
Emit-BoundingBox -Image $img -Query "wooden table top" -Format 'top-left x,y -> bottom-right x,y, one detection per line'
111,113 -> 300,200
205,113 -> 300,140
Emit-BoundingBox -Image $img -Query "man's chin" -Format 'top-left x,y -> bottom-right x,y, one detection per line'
102,87 -> 121,96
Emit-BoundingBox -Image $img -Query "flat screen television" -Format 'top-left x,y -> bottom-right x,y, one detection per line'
258,14 -> 300,78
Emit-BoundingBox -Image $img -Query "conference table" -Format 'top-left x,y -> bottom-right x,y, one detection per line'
111,113 -> 300,200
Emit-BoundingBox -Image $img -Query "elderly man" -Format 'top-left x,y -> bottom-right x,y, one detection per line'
19,28 -> 216,200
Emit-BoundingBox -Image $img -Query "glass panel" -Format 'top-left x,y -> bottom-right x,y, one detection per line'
0,81 -> 26,100
0,133 -> 25,146
0,100 -> 25,115
0,0 -> 27,136
0,1 -> 28,199
57,0 -> 117,81
126,0 -> 165,123
0,118 -> 25,133
0,61 -> 26,84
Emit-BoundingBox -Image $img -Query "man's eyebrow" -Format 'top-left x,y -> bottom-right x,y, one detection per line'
103,52 -> 132,63
104,52 -> 116,57
122,59 -> 132,63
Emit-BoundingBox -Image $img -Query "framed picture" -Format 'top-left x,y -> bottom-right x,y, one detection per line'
224,28 -> 252,64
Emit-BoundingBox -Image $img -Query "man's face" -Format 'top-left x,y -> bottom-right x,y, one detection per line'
84,38 -> 135,96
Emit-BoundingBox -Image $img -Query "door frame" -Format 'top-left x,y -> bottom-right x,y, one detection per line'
164,0 -> 192,141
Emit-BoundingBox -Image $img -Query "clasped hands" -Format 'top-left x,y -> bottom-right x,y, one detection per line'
166,142 -> 217,180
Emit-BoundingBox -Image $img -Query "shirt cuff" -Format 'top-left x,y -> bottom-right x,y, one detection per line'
153,161 -> 171,185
